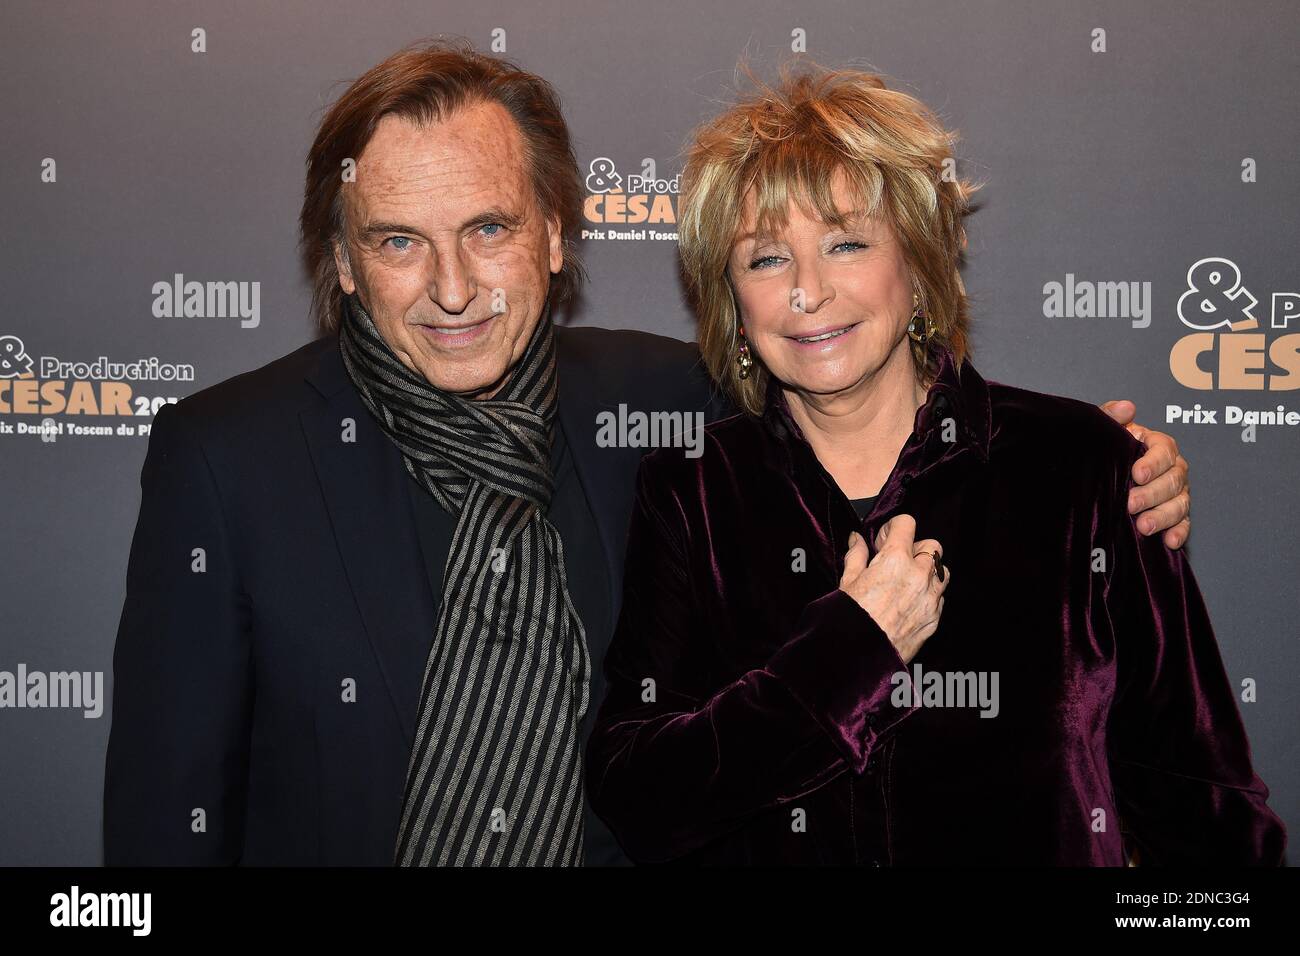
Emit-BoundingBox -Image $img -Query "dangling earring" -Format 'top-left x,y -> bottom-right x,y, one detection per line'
907,292 -> 937,345
736,326 -> 754,380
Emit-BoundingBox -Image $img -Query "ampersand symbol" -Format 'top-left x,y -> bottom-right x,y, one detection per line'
1177,257 -> 1259,331
585,157 -> 623,194
0,336 -> 34,378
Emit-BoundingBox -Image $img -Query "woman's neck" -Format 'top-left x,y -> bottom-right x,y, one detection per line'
781,343 -> 928,500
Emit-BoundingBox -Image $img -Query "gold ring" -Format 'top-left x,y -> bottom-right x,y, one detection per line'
916,550 -> 946,583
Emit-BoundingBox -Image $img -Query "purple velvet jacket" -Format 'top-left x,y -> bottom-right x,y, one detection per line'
585,348 -> 1286,866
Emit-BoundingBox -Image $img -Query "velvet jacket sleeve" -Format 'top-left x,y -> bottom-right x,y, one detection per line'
584,450 -> 918,864
1103,436 -> 1287,865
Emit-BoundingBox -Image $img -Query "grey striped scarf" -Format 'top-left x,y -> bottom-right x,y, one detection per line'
337,292 -> 590,866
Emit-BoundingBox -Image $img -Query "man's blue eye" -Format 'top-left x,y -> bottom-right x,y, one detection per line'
386,236 -> 411,251
481,223 -> 503,237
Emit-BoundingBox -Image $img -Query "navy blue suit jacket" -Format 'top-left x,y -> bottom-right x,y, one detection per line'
102,324 -> 730,865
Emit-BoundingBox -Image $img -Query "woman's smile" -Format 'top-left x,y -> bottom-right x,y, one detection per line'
785,321 -> 861,348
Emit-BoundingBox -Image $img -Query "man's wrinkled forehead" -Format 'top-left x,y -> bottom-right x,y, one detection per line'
345,105 -> 532,225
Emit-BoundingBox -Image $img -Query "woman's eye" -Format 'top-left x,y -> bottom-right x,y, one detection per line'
748,242 -> 864,270
384,236 -> 412,251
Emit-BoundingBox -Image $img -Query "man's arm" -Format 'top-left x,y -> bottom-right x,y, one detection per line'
694,362 -> 1193,550
103,401 -> 253,865
1100,401 -> 1191,549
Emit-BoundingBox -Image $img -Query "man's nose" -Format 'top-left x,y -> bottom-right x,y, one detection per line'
427,245 -> 476,314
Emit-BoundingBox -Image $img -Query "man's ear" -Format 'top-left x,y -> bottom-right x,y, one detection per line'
546,215 -> 563,275
332,238 -> 356,295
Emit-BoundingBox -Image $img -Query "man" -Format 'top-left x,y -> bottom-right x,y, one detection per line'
102,40 -> 1191,866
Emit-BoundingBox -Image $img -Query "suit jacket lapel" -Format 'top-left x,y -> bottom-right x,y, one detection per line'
298,328 -> 622,750
554,325 -> 622,644
300,336 -> 435,749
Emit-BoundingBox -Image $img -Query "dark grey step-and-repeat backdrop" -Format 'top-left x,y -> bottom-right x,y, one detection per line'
1,1 -> 1296,865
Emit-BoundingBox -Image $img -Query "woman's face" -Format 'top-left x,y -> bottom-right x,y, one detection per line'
726,170 -> 917,401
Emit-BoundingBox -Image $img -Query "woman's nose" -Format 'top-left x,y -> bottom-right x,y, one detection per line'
791,259 -> 833,314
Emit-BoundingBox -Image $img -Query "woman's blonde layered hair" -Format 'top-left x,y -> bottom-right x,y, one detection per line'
678,60 -> 982,415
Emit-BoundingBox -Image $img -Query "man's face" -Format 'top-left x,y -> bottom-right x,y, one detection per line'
334,101 -> 562,398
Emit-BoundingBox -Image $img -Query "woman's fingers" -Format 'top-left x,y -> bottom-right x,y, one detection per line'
841,530 -> 869,584
912,538 -> 942,560
876,513 -> 916,553
912,538 -> 947,589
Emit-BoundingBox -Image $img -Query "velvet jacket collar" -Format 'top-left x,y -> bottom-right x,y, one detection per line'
759,346 -> 991,545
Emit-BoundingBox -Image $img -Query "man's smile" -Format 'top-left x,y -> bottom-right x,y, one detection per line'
415,313 -> 497,346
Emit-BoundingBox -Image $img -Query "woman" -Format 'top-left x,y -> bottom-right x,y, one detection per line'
583,63 -> 1286,865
